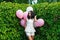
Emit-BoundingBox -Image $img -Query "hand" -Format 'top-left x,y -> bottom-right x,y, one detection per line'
34,15 -> 37,22
35,15 -> 37,18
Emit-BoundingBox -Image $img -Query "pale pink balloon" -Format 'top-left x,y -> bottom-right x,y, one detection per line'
16,10 -> 23,19
23,12 -> 28,20
20,19 -> 26,27
34,19 -> 44,27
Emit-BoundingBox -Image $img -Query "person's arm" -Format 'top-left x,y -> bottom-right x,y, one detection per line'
24,19 -> 27,28
34,15 -> 37,22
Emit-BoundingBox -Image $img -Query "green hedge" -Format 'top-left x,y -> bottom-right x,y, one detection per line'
0,0 -> 60,4
0,2 -> 60,40
0,0 -> 28,4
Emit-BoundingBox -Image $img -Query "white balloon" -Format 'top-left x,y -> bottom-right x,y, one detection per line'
26,6 -> 33,12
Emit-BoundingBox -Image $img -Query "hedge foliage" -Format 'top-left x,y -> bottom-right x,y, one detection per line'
0,2 -> 60,40
0,0 -> 28,3
0,0 -> 60,4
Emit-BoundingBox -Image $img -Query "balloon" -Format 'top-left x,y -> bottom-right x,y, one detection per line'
16,10 -> 23,19
20,19 -> 26,27
26,6 -> 33,12
34,19 -> 44,27
23,12 -> 28,20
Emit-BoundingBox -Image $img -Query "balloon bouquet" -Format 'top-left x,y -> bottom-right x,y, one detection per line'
16,6 -> 44,27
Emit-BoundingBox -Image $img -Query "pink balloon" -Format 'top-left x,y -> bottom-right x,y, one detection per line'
20,19 -> 26,27
23,12 -> 28,20
34,19 -> 44,27
16,10 -> 23,19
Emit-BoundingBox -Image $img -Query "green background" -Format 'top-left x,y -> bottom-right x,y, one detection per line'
0,0 -> 60,4
0,1 -> 60,40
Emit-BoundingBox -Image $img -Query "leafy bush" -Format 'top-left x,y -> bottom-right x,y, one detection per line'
0,2 -> 60,40
0,0 -> 60,4
0,0 -> 28,4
